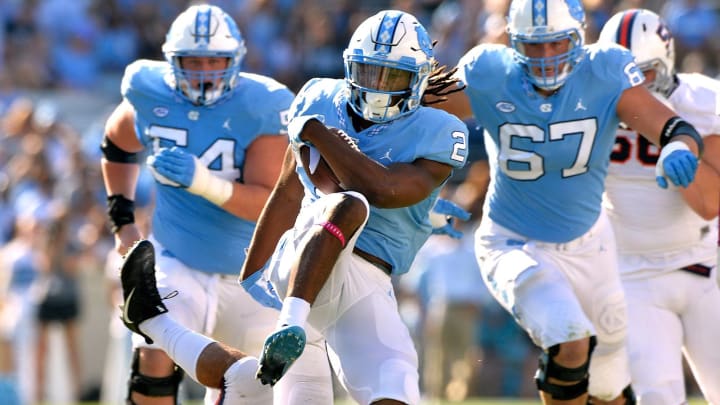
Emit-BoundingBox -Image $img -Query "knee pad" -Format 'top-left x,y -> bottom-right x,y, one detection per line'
127,349 -> 184,403
535,336 -> 597,400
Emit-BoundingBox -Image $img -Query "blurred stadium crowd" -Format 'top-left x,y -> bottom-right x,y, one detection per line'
0,0 -> 718,403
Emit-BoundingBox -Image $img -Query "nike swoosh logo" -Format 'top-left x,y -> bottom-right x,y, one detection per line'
123,288 -> 135,323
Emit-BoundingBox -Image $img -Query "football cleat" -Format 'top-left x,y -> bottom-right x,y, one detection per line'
119,240 -> 175,344
256,325 -> 306,386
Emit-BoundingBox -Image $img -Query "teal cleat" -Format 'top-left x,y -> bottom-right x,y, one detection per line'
256,325 -> 307,386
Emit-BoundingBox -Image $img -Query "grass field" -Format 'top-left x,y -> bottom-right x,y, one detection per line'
155,397 -> 709,405
66,396 -> 709,405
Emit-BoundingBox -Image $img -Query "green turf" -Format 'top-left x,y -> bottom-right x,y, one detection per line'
71,396 -> 708,405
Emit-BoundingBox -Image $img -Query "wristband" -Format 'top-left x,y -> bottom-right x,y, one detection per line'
660,116 -> 704,157
106,194 -> 135,233
187,158 -> 234,206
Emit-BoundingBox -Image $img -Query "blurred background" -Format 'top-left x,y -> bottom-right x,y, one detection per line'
0,0 -> 717,403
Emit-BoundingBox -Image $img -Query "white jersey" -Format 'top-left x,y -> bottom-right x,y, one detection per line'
604,73 -> 720,276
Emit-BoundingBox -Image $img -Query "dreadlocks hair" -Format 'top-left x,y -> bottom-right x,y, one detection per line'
421,43 -> 466,106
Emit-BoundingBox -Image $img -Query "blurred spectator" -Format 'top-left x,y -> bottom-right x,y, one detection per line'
50,24 -> 100,89
0,214 -> 47,404
661,0 -> 720,75
414,226 -> 485,401
3,0 -> 52,88
428,0 -> 486,67
92,1 -> 139,72
34,208 -> 82,403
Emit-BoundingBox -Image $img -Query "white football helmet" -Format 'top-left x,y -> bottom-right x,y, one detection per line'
162,5 -> 246,106
598,9 -> 675,96
506,0 -> 586,90
343,10 -> 434,123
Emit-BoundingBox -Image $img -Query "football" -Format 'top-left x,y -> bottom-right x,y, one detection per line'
299,145 -> 344,194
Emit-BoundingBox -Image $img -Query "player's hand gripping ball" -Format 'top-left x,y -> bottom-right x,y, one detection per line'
299,145 -> 343,194
299,128 -> 359,195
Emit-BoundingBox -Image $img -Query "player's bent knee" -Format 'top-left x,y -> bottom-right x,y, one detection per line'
535,337 -> 596,400
330,192 -> 369,222
127,349 -> 184,400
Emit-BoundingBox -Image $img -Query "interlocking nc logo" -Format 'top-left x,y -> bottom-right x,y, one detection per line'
599,301 -> 626,335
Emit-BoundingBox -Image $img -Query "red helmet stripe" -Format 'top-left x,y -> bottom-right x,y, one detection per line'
617,10 -> 639,49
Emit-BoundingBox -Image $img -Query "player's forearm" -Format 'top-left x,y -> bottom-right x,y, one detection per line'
241,192 -> 300,279
302,121 -> 395,200
680,159 -> 720,220
241,153 -> 303,280
102,160 -> 140,198
220,183 -> 273,221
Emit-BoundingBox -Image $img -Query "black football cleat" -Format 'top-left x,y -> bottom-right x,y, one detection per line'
119,240 -> 175,344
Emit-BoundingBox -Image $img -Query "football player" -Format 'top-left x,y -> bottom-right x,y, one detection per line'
101,4 -> 332,404
239,10 -> 469,404
600,8 -> 720,404
434,0 -> 703,403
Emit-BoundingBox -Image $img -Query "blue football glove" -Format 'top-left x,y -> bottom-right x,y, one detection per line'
430,198 -> 471,239
655,141 -> 698,189
147,147 -> 196,188
239,270 -> 282,310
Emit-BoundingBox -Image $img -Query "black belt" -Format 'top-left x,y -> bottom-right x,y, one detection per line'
353,248 -> 392,275
680,263 -> 712,278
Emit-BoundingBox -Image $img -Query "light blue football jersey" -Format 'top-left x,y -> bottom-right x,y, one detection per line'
457,43 -> 642,242
289,78 -> 469,275
121,60 -> 294,274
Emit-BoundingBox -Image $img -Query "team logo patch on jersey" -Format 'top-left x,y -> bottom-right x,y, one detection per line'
153,106 -> 169,117
379,148 -> 393,162
188,111 -> 200,121
540,103 -> 552,113
496,101 -> 516,113
574,99 -> 586,111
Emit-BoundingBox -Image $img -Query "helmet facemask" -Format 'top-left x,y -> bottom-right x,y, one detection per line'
637,58 -> 673,95
511,29 -> 584,91
169,56 -> 238,106
346,58 -> 426,123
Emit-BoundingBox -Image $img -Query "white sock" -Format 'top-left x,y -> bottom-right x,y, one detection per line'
277,296 -> 311,329
140,314 -> 213,382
